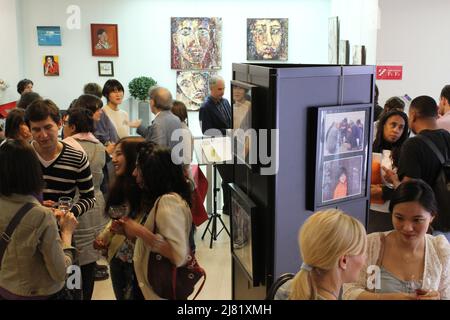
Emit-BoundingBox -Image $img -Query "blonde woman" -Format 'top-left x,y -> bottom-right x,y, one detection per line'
288,209 -> 367,300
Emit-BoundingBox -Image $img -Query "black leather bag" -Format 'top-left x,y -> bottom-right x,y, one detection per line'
146,198 -> 206,300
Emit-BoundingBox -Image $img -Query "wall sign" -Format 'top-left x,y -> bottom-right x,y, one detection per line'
376,65 -> 403,80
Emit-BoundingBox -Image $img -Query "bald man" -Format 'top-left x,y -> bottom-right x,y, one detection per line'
136,86 -> 182,149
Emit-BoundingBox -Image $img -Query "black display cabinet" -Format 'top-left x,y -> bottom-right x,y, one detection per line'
230,63 -> 375,299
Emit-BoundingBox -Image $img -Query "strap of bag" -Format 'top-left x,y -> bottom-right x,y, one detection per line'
0,203 -> 35,269
416,134 -> 446,164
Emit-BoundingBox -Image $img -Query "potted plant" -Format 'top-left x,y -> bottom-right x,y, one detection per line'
128,76 -> 157,128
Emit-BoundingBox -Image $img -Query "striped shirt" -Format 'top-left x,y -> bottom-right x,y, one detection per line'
34,141 -> 96,217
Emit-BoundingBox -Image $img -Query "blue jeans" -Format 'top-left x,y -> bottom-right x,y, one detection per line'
109,257 -> 143,300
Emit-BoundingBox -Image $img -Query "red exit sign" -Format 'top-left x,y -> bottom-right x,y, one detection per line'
376,65 -> 403,80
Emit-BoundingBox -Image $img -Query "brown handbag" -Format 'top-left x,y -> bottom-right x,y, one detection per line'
147,197 -> 206,300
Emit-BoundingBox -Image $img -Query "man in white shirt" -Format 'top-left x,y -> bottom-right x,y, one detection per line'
102,79 -> 130,138
437,85 -> 450,132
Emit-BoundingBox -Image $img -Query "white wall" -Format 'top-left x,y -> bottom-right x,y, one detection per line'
13,0 -> 378,136
0,0 -> 21,104
17,0 -> 331,137
331,0 -> 379,65
376,0 -> 449,107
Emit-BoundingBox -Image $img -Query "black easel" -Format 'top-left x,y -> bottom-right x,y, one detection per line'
201,163 -> 230,248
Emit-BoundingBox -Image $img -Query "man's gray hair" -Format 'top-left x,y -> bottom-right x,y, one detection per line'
148,86 -> 173,110
209,75 -> 224,89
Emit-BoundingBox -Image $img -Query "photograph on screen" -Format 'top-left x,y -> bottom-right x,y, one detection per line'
322,110 -> 365,156
321,155 -> 363,203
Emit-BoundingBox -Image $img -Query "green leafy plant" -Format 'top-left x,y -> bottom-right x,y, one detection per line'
128,76 -> 157,101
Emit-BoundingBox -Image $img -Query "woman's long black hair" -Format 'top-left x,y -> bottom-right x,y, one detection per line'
136,143 -> 192,209
373,109 -> 409,168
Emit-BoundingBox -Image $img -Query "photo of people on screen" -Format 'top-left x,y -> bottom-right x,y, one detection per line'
322,156 -> 363,203
322,110 -> 365,156
232,85 -> 252,164
231,198 -> 252,276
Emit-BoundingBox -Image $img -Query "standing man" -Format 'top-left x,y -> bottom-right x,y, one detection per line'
199,75 -> 232,214
25,99 -> 95,218
437,85 -> 450,132
393,95 -> 450,239
134,86 -> 182,150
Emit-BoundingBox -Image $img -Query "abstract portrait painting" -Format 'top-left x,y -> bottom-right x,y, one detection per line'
176,71 -> 216,110
247,18 -> 288,61
171,17 -> 222,70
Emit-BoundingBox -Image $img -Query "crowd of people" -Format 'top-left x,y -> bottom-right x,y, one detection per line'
0,78 -> 449,300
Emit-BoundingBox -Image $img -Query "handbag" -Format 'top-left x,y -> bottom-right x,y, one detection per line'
190,165 -> 209,226
147,197 -> 206,300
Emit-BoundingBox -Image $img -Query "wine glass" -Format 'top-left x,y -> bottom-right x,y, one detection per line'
58,196 -> 73,216
108,204 -> 129,220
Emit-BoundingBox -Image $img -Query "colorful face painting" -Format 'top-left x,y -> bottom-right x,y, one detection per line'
176,71 -> 216,111
171,17 -> 222,70
247,18 -> 288,61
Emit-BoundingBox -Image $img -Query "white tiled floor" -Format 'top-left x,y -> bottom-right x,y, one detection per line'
92,214 -> 232,300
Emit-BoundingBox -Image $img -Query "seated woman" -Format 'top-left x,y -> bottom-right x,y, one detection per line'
0,139 -> 78,299
344,179 -> 450,300
4,109 -> 32,142
116,143 -> 193,300
94,137 -> 146,300
369,110 -> 409,232
287,209 -> 367,300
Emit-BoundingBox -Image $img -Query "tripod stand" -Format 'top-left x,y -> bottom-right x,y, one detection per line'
201,163 -> 230,248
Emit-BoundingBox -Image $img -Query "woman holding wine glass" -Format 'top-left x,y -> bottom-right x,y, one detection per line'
344,179 -> 450,300
94,137 -> 146,300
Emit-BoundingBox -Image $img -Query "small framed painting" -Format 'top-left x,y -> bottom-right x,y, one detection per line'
98,61 -> 114,77
91,24 -> 119,57
37,26 -> 61,46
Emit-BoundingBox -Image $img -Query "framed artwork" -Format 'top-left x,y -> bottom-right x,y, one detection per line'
307,104 -> 372,210
328,16 -> 339,64
98,61 -> 114,77
43,55 -> 60,76
339,40 -> 350,64
231,80 -> 260,169
176,71 -> 216,111
37,26 -> 61,46
171,17 -> 222,70
247,18 -> 288,61
352,45 -> 367,65
229,183 -> 261,286
90,24 -> 119,57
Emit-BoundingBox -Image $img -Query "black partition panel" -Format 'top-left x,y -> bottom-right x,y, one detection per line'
231,63 -> 375,300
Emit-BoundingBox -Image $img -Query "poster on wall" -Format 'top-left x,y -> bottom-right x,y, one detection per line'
171,17 -> 222,70
43,55 -> 60,76
247,18 -> 288,61
328,17 -> 339,64
352,45 -> 367,65
37,26 -> 61,46
90,24 -> 119,57
176,71 -> 216,111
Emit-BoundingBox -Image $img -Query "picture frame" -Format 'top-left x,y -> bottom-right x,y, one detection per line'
43,55 -> 60,76
328,16 -> 339,64
306,104 -> 372,210
98,61 -> 114,77
90,24 -> 119,57
228,183 -> 261,286
231,80 -> 260,170
339,40 -> 350,64
37,26 -> 61,46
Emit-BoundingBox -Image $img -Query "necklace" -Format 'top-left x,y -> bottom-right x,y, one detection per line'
317,286 -> 339,300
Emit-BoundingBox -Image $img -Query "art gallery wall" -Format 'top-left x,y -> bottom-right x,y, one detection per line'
376,0 -> 449,109
0,0 -> 22,104
15,0 -> 377,137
